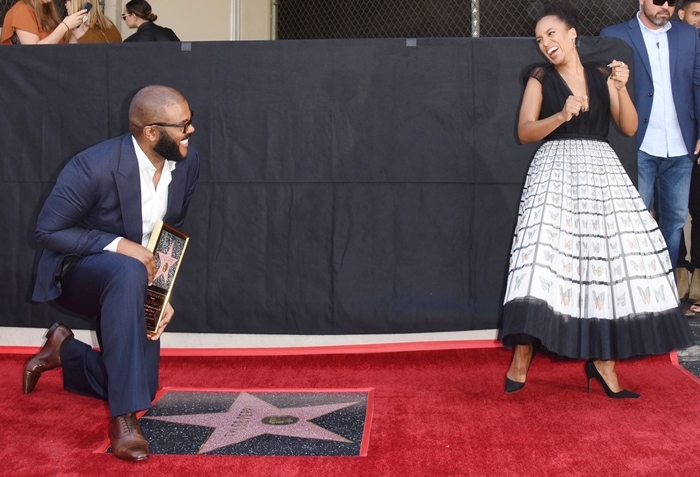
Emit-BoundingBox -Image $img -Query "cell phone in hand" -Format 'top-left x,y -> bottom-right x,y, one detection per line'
82,2 -> 93,13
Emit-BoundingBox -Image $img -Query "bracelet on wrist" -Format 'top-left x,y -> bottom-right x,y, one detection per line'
62,21 -> 70,32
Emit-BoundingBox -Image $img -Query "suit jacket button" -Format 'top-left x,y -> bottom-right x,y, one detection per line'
644,118 -> 649,123
648,92 -> 653,97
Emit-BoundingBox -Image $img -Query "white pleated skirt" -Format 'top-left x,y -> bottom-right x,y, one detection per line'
500,139 -> 694,359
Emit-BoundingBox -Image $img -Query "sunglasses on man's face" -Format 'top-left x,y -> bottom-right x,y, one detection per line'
652,0 -> 677,6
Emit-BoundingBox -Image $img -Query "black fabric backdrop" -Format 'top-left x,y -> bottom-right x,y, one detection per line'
0,37 -> 635,335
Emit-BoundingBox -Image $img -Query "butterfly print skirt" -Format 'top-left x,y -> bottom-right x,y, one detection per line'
499,139 -> 694,360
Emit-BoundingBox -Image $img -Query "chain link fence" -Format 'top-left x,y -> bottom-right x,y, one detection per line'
0,1 -> 672,41
275,0 -> 642,40
0,0 -> 14,25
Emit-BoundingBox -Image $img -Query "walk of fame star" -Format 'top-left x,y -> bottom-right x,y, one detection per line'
136,390 -> 372,456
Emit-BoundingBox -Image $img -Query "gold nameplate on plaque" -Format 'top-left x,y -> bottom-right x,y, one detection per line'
144,220 -> 190,334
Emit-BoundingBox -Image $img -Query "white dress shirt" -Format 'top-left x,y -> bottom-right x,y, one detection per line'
104,137 -> 176,251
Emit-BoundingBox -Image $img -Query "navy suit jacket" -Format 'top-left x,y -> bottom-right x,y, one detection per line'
601,19 -> 700,154
32,133 -> 200,303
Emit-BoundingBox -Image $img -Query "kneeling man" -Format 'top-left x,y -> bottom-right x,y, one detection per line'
24,85 -> 200,461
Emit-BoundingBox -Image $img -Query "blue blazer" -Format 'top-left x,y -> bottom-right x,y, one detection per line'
32,133 -> 200,302
601,19 -> 700,154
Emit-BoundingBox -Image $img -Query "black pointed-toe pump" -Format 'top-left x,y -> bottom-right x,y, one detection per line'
505,345 -> 536,394
584,359 -> 640,399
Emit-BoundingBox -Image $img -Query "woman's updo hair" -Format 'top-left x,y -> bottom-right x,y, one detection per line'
125,0 -> 158,22
540,0 -> 581,33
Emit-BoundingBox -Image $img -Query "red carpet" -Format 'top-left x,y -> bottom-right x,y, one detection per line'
2,348 -> 700,476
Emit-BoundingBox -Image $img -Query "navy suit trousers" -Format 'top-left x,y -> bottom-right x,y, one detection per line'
54,252 -> 160,418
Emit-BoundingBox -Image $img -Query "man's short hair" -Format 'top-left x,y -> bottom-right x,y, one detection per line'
679,0 -> 700,10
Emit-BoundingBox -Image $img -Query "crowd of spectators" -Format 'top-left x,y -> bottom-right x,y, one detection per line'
1,0 -> 177,45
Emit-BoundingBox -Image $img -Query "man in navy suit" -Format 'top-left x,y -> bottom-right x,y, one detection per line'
676,0 -> 700,304
601,0 -> 700,274
23,85 -> 200,461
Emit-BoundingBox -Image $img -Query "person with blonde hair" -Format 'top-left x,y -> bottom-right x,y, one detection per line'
64,0 -> 121,43
1,0 -> 88,45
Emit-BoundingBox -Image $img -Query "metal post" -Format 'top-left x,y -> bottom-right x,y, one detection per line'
231,0 -> 241,41
471,0 -> 480,38
271,1 -> 278,40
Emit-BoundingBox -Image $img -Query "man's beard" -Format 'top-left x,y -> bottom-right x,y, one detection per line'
644,8 -> 671,27
154,131 -> 188,163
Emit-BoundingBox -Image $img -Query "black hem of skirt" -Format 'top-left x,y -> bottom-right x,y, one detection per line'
499,297 -> 695,360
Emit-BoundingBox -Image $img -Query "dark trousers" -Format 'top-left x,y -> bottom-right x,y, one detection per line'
679,162 -> 700,270
54,252 -> 159,418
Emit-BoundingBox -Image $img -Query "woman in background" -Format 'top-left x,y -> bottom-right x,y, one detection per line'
64,0 -> 121,43
122,0 -> 179,42
1,0 -> 87,45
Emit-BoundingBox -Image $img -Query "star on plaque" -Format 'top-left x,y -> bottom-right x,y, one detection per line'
153,242 -> 178,285
142,392 -> 359,454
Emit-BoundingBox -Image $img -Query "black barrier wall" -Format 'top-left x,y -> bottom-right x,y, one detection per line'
0,38 -> 635,335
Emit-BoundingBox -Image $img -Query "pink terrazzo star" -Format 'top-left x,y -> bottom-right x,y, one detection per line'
142,392 -> 359,454
153,242 -> 178,284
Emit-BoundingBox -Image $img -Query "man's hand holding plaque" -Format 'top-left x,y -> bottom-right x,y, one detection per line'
148,302 -> 175,340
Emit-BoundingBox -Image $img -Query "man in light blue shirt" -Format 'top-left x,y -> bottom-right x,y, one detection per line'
601,0 -> 700,275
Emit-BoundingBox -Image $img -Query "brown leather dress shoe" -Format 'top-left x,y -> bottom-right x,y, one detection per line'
23,322 -> 74,394
109,413 -> 150,461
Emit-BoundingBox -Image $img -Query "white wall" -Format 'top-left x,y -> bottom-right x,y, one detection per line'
104,0 -> 272,41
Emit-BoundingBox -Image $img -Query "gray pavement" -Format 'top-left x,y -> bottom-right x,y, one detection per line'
678,311 -> 700,378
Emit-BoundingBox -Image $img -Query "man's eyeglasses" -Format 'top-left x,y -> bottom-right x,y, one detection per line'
147,112 -> 194,134
652,0 -> 677,6
121,13 -> 130,20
